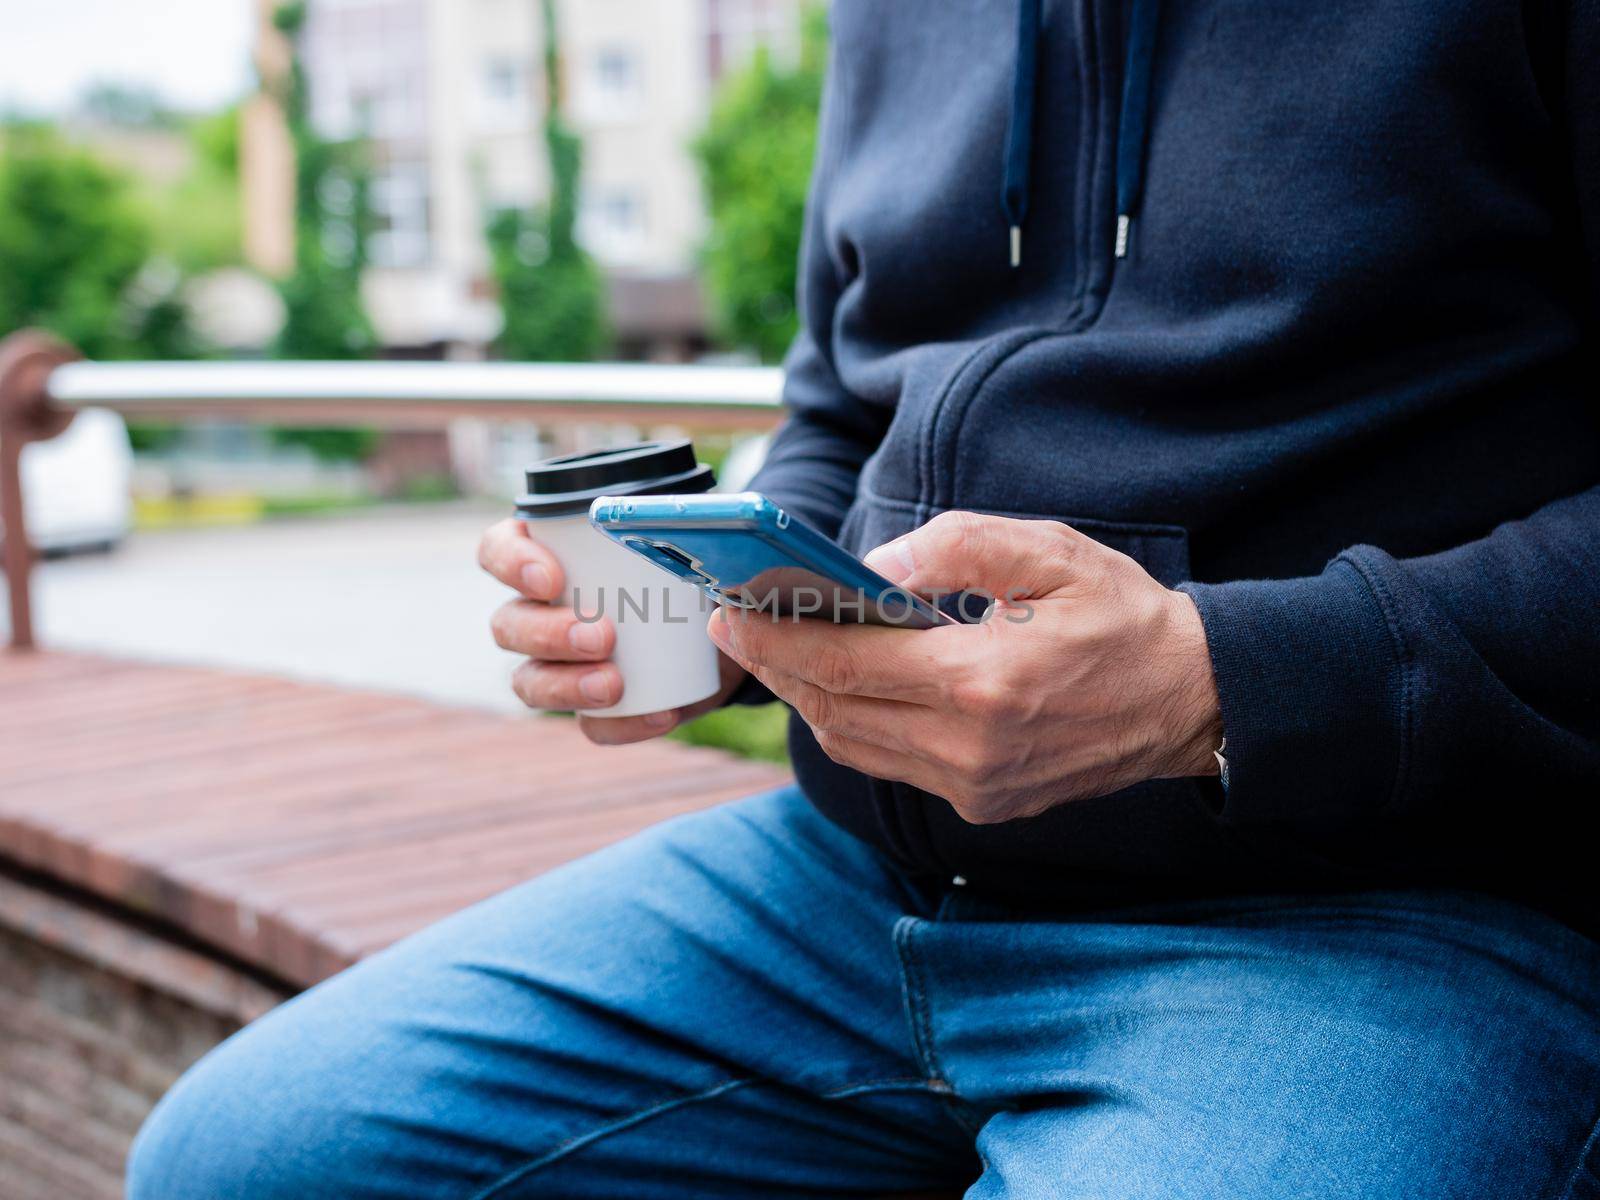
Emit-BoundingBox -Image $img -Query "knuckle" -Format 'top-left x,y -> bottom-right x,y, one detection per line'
951,673 -> 1007,718
929,509 -> 978,535
1049,522 -> 1085,567
489,602 -> 522,650
927,509 -> 984,554
727,614 -> 765,662
945,789 -> 982,822
945,777 -> 1003,823
477,520 -> 517,575
965,742 -> 1009,780
509,662 -> 541,708
812,646 -> 861,694
814,729 -> 857,769
800,685 -> 843,734
513,662 -> 582,710
954,755 -> 987,790
475,524 -> 502,571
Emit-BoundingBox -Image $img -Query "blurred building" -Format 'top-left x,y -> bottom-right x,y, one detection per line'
243,0 -> 808,361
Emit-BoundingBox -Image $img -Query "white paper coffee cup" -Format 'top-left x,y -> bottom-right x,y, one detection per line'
515,442 -> 722,719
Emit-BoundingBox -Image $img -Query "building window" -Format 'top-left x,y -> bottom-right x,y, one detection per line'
579,187 -> 647,266
708,0 -> 801,81
485,58 -> 520,101
369,163 -> 431,268
583,46 -> 642,121
300,0 -> 429,141
479,55 -> 529,129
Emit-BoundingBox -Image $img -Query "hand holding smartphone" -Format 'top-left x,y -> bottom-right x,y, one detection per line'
589,492 -> 951,629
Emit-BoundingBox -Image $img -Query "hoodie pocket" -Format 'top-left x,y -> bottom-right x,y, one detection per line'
839,487 -> 1193,588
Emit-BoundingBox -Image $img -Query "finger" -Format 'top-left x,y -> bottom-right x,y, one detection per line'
709,605 -> 963,702
491,600 -> 615,662
807,726 -> 941,793
510,660 -> 624,711
576,654 -> 747,746
478,518 -> 565,600
862,510 -> 1094,600
577,709 -> 681,745
746,662 -> 927,755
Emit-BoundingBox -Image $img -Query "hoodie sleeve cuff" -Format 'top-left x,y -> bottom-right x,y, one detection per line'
1177,550 -> 1410,827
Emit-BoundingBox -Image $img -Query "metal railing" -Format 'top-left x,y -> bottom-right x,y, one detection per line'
0,329 -> 785,651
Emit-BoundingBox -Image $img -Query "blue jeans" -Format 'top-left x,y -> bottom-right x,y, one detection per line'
128,786 -> 1600,1199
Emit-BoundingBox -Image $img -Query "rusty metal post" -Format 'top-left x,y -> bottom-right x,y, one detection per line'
0,331 -> 81,652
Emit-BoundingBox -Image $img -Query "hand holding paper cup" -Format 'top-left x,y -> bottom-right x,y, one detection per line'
512,441 -> 723,719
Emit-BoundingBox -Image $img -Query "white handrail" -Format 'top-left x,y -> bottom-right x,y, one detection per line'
47,361 -> 785,411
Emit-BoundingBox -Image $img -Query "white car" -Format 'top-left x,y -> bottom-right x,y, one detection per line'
14,408 -> 133,554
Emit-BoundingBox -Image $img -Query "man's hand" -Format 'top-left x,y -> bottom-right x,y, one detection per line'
479,518 -> 746,745
707,511 -> 1222,824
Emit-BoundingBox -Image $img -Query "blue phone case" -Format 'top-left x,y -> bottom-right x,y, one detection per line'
588,492 -> 949,629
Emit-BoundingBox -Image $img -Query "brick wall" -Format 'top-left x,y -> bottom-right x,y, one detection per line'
0,874 -> 290,1200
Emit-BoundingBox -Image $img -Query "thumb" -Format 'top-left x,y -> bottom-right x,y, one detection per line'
863,511 -> 1081,600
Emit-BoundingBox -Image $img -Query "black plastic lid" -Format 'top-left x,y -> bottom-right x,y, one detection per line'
514,440 -> 715,518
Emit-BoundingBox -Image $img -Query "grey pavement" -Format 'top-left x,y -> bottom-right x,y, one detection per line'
6,503 -> 531,714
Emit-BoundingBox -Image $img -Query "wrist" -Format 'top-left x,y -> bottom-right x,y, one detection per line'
1154,590 -> 1224,778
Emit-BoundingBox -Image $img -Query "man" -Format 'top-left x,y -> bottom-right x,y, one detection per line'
130,0 -> 1600,1195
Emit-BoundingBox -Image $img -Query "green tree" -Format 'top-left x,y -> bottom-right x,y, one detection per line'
0,121 -> 207,457
694,7 -> 826,363
487,0 -> 607,362
268,2 -> 379,463
143,105 -> 246,275
0,126 -> 152,357
271,1 -> 376,362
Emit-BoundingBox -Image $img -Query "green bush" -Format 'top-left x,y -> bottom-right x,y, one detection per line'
489,207 -> 606,363
268,426 -> 381,462
694,8 -> 826,363
672,702 -> 791,764
0,127 -> 151,358
142,106 -> 244,276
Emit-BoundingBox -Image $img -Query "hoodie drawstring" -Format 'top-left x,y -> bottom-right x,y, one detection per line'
1004,0 -> 1163,267
1114,0 -> 1162,258
1003,0 -> 1043,268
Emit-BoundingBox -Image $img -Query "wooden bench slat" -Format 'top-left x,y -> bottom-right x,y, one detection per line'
0,651 -> 791,989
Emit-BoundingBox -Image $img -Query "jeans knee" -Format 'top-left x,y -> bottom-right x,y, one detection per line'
126,1076 -> 226,1200
126,1030 -> 319,1200
126,1094 -> 184,1200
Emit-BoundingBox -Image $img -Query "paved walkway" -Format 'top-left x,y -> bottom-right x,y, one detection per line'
6,503 -> 528,713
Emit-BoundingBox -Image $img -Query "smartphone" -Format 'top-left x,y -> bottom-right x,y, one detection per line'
588,492 -> 951,628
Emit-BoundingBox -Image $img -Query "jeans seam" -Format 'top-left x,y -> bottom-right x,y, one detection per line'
821,1076 -> 949,1100
468,1073 -> 958,1198
892,917 -> 986,1140
893,917 -> 946,1086
1558,1108 -> 1600,1200
467,1076 -> 756,1200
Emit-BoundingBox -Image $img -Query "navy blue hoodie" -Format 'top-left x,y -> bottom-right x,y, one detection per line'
744,0 -> 1600,930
